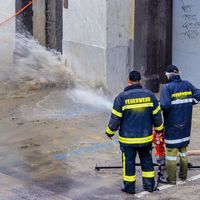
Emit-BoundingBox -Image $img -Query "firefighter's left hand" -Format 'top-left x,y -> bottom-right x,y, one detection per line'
105,133 -> 113,140
193,98 -> 199,105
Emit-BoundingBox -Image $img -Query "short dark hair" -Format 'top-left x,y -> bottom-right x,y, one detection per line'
165,65 -> 179,73
129,70 -> 141,82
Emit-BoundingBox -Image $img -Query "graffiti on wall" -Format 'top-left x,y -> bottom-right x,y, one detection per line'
181,1 -> 200,39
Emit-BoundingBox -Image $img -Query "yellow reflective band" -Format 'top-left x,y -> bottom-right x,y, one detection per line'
112,109 -> 122,118
142,171 -> 155,178
106,127 -> 115,135
125,97 -> 151,105
153,105 -> 161,115
171,91 -> 192,98
123,153 -> 136,182
154,123 -> 164,131
119,135 -> 153,144
123,175 -> 136,182
122,103 -> 153,111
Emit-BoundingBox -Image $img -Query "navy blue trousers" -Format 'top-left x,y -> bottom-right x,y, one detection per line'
120,145 -> 155,193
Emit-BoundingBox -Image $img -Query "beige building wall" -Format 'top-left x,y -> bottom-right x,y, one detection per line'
129,0 -> 135,40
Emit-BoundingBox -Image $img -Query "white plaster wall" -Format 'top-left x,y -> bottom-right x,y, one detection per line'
106,0 -> 131,94
106,0 -> 131,48
172,0 -> 200,87
63,0 -> 107,87
63,0 -> 106,47
0,1 -> 15,80
63,0 -> 132,93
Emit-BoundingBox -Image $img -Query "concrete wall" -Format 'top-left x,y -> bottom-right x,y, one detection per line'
106,0 -> 131,93
63,0 -> 133,94
173,0 -> 200,87
63,0 -> 107,88
0,1 -> 15,80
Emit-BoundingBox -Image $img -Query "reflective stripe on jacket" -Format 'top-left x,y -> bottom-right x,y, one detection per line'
106,84 -> 163,147
160,75 -> 200,148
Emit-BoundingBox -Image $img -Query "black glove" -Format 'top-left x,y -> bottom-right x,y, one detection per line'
193,98 -> 199,105
155,129 -> 164,135
105,133 -> 114,140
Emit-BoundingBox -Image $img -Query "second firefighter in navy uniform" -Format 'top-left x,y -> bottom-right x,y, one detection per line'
105,71 -> 164,194
160,65 -> 200,184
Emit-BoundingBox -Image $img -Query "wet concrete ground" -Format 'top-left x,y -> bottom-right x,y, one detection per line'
0,88 -> 200,199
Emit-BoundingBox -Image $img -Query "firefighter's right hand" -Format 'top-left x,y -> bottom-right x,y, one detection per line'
156,132 -> 164,139
153,129 -> 165,145
155,129 -> 164,138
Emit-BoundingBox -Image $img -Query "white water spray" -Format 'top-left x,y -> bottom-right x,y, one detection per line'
19,88 -> 113,120
14,33 -> 74,89
67,87 -> 113,110
0,18 -> 113,119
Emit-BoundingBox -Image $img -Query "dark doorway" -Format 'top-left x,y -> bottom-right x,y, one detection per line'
134,0 -> 172,92
15,0 -> 33,35
15,0 -> 63,53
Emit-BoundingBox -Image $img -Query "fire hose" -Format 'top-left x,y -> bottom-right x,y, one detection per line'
0,1 -> 33,27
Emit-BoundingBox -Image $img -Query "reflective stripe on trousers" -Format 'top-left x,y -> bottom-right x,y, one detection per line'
142,171 -> 155,178
122,153 -> 136,182
179,152 -> 187,157
166,156 -> 177,161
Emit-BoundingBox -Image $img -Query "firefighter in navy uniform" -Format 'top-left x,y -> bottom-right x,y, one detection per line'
105,71 -> 164,194
160,65 -> 200,184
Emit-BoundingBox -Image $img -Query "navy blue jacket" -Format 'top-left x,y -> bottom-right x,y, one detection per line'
160,75 -> 200,148
106,84 -> 163,147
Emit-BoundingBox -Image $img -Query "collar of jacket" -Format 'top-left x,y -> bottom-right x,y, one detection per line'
124,84 -> 142,91
167,75 -> 181,83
